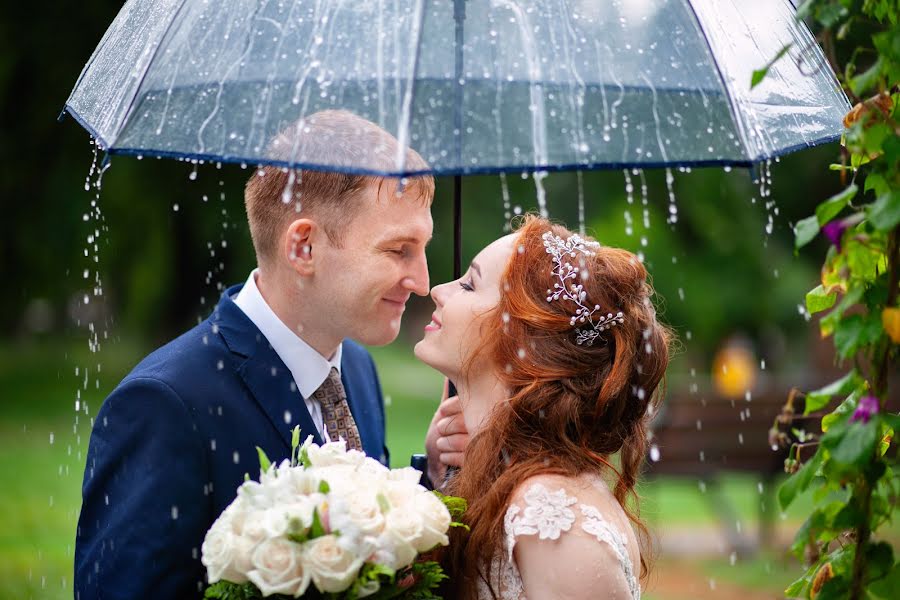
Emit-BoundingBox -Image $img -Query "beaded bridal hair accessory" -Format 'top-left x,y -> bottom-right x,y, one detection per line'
542,231 -> 625,346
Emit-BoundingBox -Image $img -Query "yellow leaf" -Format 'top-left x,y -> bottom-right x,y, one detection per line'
883,307 -> 900,344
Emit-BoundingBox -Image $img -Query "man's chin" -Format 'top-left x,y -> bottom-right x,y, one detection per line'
354,323 -> 402,347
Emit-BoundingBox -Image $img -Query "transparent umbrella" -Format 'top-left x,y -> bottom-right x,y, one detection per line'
63,0 -> 850,272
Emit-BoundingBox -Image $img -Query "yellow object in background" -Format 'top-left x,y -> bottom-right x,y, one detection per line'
883,307 -> 900,344
712,342 -> 757,399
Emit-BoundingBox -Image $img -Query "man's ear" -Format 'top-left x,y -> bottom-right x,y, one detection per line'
284,218 -> 317,276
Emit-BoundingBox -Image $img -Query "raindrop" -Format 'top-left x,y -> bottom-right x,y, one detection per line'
664,168 -> 677,225
729,552 -> 737,566
171,506 -> 179,520
216,360 -> 224,370
576,171 -> 586,235
232,451 -> 240,464
284,410 -> 292,424
499,173 -> 512,228
649,445 -> 660,462
533,171 -> 549,218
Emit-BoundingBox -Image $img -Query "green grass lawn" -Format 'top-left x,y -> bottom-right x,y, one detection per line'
0,336 -> 893,599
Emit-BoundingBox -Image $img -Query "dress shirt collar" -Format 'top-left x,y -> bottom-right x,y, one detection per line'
233,269 -> 342,399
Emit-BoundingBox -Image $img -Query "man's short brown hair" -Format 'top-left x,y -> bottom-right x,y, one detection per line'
244,110 -> 434,265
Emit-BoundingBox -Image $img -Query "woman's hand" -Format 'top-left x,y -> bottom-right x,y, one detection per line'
424,379 -> 469,489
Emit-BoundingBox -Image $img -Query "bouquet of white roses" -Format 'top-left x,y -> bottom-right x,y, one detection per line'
202,427 -> 465,599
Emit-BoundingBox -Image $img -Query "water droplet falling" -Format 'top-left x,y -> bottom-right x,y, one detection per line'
576,171 -> 585,235
499,173 -> 512,229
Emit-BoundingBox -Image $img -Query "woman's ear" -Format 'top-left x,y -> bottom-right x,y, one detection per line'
284,218 -> 316,276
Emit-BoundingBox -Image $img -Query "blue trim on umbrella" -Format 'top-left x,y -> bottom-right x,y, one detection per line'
60,105 -> 111,150
104,129 -> 842,178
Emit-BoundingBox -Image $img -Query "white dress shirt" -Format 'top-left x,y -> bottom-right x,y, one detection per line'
234,269 -> 341,441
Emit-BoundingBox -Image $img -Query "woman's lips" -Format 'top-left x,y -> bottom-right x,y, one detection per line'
424,313 -> 441,332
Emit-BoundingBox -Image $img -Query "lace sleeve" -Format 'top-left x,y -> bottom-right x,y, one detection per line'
502,482 -> 640,600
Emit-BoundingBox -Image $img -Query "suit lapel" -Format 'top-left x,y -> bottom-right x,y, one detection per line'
214,287 -> 324,452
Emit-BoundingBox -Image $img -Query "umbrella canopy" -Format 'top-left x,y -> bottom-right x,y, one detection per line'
65,0 -> 849,177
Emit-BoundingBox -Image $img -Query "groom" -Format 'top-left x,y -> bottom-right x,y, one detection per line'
74,110 -> 468,599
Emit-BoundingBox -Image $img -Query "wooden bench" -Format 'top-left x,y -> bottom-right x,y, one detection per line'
644,375 -> 797,554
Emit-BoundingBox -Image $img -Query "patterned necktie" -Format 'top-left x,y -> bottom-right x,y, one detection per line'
312,367 -> 363,451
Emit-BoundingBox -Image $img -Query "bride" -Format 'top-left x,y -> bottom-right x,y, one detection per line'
415,215 -> 672,599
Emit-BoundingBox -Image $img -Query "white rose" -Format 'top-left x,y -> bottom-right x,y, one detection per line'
412,491 -> 451,552
307,440 -> 366,468
358,457 -> 391,478
385,466 -> 423,485
328,492 -> 386,538
201,523 -> 248,584
381,480 -> 419,512
246,537 -> 310,597
242,509 -> 274,543
304,534 -> 365,593
384,509 -> 425,550
372,528 -> 418,570
259,507 -> 291,539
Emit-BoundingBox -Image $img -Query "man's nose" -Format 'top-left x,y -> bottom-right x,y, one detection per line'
402,251 -> 430,296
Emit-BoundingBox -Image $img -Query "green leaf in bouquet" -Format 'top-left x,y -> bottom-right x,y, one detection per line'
310,507 -> 326,539
257,446 -> 272,475
804,370 -> 862,415
816,184 -> 857,225
205,581 -> 265,600
318,479 -> 330,494
433,491 -> 468,521
377,492 -> 391,514
291,425 -> 301,466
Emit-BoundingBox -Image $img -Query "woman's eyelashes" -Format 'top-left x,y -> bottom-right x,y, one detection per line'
459,278 -> 474,292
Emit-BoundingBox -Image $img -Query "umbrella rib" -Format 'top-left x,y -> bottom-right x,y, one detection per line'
683,0 -> 752,162
111,0 -> 192,150
394,0 -> 429,173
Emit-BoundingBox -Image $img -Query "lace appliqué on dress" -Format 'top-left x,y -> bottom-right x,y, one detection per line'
579,504 -> 640,600
477,484 -> 641,600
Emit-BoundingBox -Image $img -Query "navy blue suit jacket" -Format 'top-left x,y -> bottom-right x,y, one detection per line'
74,285 -> 388,599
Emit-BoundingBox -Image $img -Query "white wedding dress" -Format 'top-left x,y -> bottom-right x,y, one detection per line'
477,476 -> 641,600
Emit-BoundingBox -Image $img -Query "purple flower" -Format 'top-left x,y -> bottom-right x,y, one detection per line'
850,395 -> 879,424
822,220 -> 848,252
